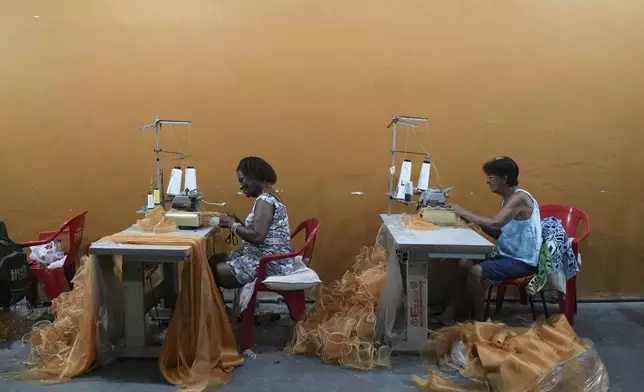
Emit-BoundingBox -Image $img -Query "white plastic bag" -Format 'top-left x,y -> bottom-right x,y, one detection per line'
29,242 -> 55,264
29,242 -> 65,268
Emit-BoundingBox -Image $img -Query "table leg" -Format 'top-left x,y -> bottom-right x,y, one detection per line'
163,263 -> 179,310
95,255 -> 124,365
122,259 -> 146,350
404,254 -> 429,351
376,236 -> 403,346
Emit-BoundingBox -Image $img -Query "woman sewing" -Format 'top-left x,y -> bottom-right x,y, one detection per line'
209,156 -> 293,288
438,156 -> 541,322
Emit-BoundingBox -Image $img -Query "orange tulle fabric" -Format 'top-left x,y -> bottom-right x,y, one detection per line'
400,214 -> 438,230
285,240 -> 392,369
22,223 -> 243,391
22,256 -> 98,380
109,233 -> 244,391
412,316 -> 609,392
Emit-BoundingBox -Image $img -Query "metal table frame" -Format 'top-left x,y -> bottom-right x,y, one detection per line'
379,214 -> 494,352
89,226 -> 216,358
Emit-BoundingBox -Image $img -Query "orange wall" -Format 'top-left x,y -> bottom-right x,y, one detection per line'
2,1 -> 643,298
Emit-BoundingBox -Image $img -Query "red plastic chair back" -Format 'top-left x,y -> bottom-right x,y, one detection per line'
61,212 -> 86,272
19,212 -> 87,274
290,218 -> 320,266
539,204 -> 590,242
18,212 -> 87,305
540,204 -> 590,253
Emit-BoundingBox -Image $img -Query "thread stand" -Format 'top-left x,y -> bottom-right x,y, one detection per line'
139,116 -> 191,211
386,115 -> 429,214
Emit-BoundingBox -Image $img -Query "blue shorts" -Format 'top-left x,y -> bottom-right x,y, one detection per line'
475,256 -> 537,285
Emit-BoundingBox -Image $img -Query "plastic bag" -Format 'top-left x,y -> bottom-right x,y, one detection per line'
29,242 -> 64,267
412,316 -> 609,392
0,299 -> 38,342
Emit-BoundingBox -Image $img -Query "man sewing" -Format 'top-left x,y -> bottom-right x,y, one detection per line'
439,156 -> 541,322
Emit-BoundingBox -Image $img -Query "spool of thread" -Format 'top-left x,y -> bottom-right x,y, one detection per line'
153,189 -> 161,205
396,159 -> 413,199
417,160 -> 431,191
185,166 -> 198,192
404,181 -> 413,202
146,193 -> 155,209
167,166 -> 183,196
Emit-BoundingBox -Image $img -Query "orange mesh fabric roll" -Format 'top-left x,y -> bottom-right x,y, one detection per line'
285,239 -> 392,369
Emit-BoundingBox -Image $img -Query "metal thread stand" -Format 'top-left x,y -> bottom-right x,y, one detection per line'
386,115 -> 429,214
140,116 -> 192,199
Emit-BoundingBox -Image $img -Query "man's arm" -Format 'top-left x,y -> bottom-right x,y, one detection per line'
479,225 -> 502,239
449,194 -> 526,235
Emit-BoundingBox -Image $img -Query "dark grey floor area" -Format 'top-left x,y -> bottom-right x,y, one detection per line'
1,302 -> 643,392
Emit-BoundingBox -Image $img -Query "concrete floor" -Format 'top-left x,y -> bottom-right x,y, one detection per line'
1,302 -> 643,392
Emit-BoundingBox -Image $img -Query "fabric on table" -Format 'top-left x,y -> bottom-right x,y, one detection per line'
21,230 -> 243,392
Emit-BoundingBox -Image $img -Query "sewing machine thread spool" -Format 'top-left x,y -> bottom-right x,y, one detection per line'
185,166 -> 198,191
167,166 -> 183,196
153,189 -> 161,205
396,159 -> 413,199
146,192 -> 154,209
404,181 -> 413,202
417,160 -> 431,191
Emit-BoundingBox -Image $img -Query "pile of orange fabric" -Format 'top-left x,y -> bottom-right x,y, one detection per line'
285,241 -> 391,369
22,230 -> 243,391
412,316 -> 609,392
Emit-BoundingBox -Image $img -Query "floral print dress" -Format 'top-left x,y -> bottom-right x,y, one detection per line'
227,193 -> 293,285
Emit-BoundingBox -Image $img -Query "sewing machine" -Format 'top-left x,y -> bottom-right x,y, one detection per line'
416,187 -> 452,210
165,191 -> 205,228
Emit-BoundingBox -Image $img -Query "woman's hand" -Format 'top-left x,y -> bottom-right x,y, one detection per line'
446,204 -> 472,223
230,214 -> 244,224
218,214 -> 235,228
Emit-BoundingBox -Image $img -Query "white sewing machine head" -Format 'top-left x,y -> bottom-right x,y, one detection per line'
417,187 -> 452,210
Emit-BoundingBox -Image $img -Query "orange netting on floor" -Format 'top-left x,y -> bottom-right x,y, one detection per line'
20,256 -> 98,381
20,216 -> 243,390
412,316 -> 609,392
285,236 -> 392,369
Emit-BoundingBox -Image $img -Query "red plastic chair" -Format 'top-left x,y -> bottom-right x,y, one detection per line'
17,212 -> 87,306
484,276 -> 550,322
240,218 -> 320,352
489,205 -> 589,325
540,204 -> 590,324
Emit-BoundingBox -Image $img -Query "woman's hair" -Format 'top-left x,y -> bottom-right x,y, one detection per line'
237,156 -> 277,185
482,156 -> 519,186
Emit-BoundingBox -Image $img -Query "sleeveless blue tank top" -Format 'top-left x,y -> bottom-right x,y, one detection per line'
496,189 -> 541,267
